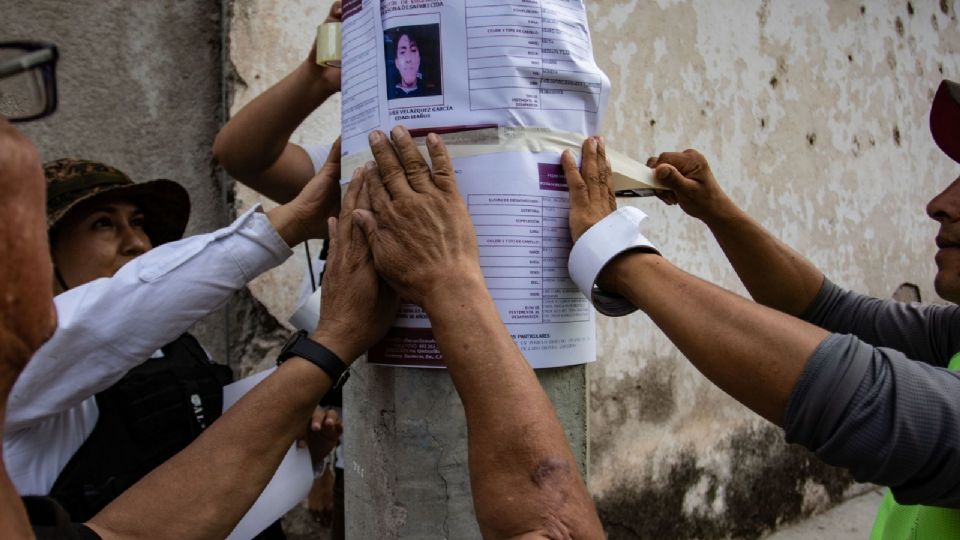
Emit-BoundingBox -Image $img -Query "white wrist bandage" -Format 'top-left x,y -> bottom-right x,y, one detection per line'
568,207 -> 659,317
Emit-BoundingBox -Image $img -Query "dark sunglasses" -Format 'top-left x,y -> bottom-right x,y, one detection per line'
0,41 -> 59,122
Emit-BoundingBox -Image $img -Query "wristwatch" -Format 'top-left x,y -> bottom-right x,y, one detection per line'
277,330 -> 350,389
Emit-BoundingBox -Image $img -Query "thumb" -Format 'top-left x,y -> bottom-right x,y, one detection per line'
655,164 -> 693,191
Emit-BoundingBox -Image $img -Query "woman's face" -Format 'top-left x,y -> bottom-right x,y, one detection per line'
395,34 -> 420,88
51,196 -> 152,291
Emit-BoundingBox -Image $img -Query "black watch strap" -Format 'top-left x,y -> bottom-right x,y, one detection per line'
277,330 -> 350,389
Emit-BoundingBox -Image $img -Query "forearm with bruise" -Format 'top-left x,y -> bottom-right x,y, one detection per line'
475,456 -> 600,540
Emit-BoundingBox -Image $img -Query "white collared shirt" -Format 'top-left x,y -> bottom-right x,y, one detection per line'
4,205 -> 292,495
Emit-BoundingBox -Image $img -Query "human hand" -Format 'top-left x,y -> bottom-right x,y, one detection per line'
305,1 -> 342,93
272,138 -> 342,245
352,126 -> 484,309
561,136 -> 616,242
300,407 -> 342,465
307,464 -> 336,527
312,168 -> 399,363
646,149 -> 738,224
299,405 -> 341,530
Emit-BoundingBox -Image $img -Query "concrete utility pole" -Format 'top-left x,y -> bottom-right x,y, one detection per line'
344,364 -> 587,539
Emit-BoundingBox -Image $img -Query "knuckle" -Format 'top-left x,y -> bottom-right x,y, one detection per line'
405,161 -> 429,177
380,162 -> 404,178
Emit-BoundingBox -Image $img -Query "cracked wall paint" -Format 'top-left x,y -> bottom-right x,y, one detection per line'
588,0 -> 959,538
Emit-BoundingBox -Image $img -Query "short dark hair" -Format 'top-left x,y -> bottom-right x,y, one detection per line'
389,27 -> 420,59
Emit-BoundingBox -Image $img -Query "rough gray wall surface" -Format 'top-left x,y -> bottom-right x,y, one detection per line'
587,1 -> 960,538
3,0 -> 230,361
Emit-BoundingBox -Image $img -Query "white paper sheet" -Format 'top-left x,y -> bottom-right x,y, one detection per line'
223,369 -> 313,540
340,0 -> 610,368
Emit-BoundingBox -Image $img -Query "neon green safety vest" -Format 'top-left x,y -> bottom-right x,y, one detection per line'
869,352 -> 960,539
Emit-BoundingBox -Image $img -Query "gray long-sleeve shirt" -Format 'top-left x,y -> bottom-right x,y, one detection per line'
783,278 -> 960,507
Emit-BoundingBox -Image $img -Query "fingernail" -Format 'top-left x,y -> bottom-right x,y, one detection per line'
427,132 -> 439,145
365,161 -> 377,171
391,125 -> 405,139
656,167 -> 669,180
368,131 -> 381,144
588,139 -> 597,151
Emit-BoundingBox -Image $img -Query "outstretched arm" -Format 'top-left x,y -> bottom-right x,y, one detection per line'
354,127 -> 604,539
564,139 -> 829,424
576,142 -> 960,506
647,149 -> 824,316
86,358 -> 336,540
650,149 -> 960,365
85,175 -> 397,540
6,145 -> 342,432
213,2 -> 342,204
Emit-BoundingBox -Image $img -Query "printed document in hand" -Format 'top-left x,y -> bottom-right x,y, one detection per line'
340,0 -> 611,368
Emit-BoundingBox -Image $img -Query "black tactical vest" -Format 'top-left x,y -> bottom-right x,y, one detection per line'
49,333 -> 233,521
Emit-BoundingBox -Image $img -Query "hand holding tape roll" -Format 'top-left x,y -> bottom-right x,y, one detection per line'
604,143 -> 667,196
315,21 -> 341,68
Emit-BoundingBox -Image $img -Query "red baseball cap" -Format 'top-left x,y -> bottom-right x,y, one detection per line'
931,79 -> 960,163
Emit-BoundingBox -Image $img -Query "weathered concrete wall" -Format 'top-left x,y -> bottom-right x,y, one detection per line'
2,0 -> 230,367
587,1 -> 960,538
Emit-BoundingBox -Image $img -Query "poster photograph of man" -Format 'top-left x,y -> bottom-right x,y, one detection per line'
384,23 -> 442,101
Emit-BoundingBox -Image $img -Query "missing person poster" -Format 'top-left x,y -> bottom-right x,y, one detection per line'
340,0 -> 610,368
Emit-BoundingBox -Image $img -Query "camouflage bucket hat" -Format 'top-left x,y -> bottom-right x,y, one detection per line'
45,158 -> 190,246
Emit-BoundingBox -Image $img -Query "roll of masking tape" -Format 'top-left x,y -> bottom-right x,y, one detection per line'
315,21 -> 341,68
